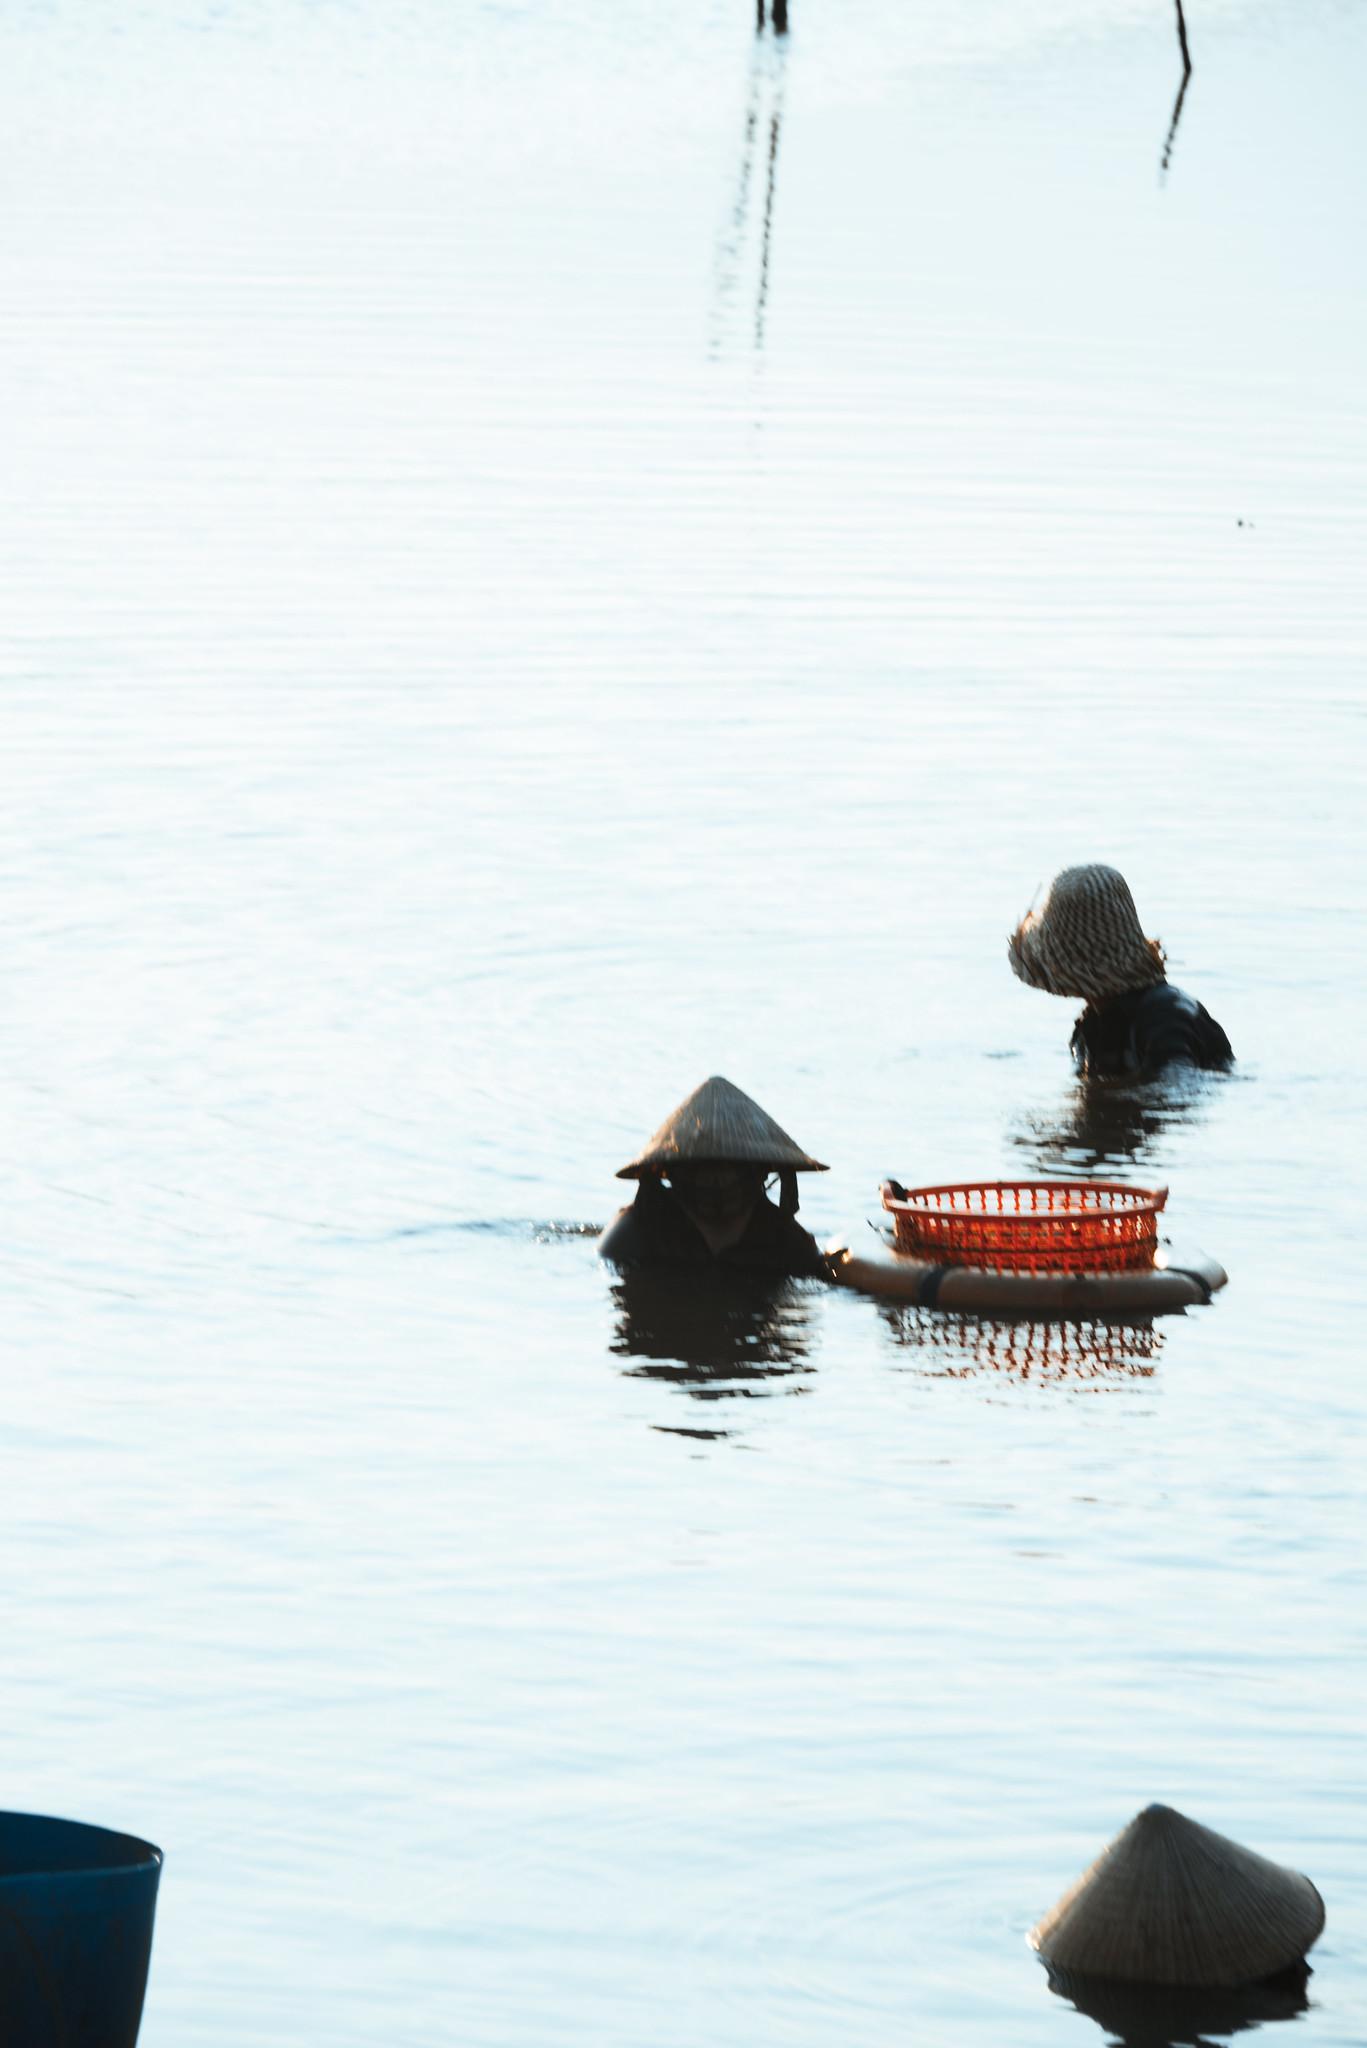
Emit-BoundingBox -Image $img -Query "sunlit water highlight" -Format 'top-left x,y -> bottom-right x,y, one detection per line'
1,2 -> 1365,2042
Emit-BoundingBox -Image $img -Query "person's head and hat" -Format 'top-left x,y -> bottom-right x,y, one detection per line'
1009,863 -> 1232,1078
1009,864 -> 1166,1004
600,1076 -> 828,1274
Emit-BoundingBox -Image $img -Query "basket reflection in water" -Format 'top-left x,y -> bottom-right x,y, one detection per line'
879,1309 -> 1163,1383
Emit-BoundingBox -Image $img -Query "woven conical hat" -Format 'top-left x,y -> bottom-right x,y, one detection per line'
1029,1805 -> 1325,1988
616,1076 -> 827,1179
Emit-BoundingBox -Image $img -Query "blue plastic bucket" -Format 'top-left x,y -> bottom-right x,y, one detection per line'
0,1811 -> 162,2047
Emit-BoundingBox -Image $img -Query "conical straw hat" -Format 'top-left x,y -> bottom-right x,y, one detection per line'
1029,1805 -> 1325,1988
616,1076 -> 827,1180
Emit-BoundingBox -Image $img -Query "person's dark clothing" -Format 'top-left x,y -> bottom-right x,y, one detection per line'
598,1179 -> 827,1278
1070,982 -> 1233,1080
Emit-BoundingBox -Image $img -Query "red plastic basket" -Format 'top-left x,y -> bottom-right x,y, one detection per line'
880,1179 -> 1168,1273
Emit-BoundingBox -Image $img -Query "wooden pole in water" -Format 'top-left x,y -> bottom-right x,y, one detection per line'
1161,1 -> 1193,178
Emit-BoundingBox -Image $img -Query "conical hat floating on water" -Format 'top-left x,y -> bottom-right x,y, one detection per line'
616,1076 -> 828,1179
1029,1805 -> 1325,1988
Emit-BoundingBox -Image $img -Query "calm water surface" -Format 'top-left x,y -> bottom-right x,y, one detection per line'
1,2 -> 1365,2042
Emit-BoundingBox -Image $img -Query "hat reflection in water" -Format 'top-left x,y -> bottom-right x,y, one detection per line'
1045,1958 -> 1311,2047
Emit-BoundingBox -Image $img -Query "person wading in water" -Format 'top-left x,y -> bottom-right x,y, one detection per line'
1009,864 -> 1234,1080
598,1075 -> 828,1277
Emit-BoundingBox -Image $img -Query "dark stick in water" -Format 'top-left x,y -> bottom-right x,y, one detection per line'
1161,0 -> 1193,179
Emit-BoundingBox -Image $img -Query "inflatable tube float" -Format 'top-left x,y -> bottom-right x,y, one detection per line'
825,1230 -> 1226,1314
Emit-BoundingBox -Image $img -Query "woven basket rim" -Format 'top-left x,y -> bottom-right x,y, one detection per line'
883,1178 -> 1167,1219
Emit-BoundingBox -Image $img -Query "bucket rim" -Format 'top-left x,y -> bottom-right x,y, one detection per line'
0,1811 -> 163,1881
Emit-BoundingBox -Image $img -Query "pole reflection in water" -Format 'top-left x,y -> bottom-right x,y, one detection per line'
754,51 -> 786,346
1008,1070 -> 1221,1177
1161,0 -> 1194,180
1044,1959 -> 1311,2046
713,6 -> 790,354
609,1270 -> 818,1433
879,1309 -> 1163,1384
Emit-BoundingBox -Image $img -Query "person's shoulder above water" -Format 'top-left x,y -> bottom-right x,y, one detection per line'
597,1185 -> 675,1267
598,1178 -> 827,1278
598,1176 -> 702,1268
1071,981 -> 1234,1079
